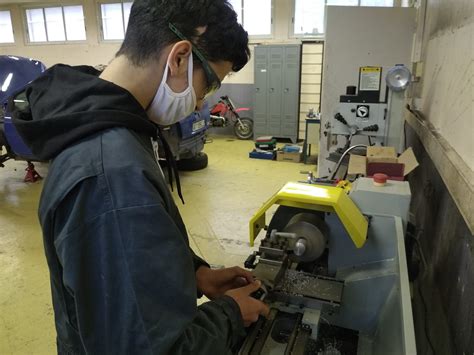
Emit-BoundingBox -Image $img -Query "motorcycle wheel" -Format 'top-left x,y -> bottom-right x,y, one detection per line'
234,118 -> 253,140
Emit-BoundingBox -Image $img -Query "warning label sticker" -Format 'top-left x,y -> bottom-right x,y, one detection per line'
359,67 -> 382,91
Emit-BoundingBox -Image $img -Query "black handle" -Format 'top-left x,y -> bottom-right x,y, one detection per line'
334,113 -> 348,126
244,252 -> 257,269
363,124 -> 379,132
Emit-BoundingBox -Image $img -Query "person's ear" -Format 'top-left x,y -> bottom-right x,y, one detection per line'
167,41 -> 192,78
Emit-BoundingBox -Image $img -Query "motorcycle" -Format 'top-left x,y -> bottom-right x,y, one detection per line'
209,95 -> 253,140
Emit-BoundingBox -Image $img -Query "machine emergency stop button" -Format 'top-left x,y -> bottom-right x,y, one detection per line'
373,173 -> 388,186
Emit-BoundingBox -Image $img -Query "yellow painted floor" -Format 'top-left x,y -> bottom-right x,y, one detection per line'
0,135 -> 316,354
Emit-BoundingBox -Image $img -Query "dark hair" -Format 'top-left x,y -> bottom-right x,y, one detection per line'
116,0 -> 250,72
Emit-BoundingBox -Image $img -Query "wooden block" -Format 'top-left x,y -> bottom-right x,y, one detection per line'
367,146 -> 397,163
348,154 -> 367,175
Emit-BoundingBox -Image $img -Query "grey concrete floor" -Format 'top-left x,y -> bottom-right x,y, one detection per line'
0,135 -> 316,354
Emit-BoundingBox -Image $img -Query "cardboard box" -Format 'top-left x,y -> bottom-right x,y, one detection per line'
348,147 -> 419,180
277,150 -> 302,163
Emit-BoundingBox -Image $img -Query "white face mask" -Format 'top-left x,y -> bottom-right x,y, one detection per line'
147,52 -> 197,126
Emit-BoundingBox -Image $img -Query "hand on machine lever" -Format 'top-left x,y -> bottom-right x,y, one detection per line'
196,266 -> 270,327
225,280 -> 270,327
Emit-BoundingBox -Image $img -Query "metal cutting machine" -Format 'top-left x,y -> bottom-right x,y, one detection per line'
239,178 -> 416,355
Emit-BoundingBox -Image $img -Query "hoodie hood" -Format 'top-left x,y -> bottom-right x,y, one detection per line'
11,64 -> 157,160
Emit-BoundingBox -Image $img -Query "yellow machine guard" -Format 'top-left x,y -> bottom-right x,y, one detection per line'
249,182 -> 368,248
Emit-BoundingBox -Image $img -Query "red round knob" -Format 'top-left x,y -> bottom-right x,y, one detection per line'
373,173 -> 389,186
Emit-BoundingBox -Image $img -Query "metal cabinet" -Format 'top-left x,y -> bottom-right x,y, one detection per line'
254,45 -> 301,143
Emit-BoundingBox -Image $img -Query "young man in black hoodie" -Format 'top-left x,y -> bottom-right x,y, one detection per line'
12,0 -> 269,353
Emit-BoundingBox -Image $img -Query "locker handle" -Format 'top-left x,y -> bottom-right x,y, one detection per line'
269,88 -> 274,93
255,88 -> 260,92
284,88 -> 289,93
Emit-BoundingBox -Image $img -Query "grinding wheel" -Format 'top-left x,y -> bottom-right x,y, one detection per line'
283,213 -> 328,263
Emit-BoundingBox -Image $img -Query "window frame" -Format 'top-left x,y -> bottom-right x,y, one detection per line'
0,8 -> 16,46
290,0 -> 398,39
97,0 -> 133,43
22,3 -> 87,45
96,0 -> 275,42
290,0 -> 327,40
232,0 -> 275,40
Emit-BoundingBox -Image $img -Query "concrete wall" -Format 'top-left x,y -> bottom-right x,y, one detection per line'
410,0 -> 473,170
406,0 -> 473,230
406,0 -> 474,354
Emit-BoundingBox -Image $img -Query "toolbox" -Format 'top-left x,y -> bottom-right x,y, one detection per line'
255,136 -> 277,151
249,149 -> 275,160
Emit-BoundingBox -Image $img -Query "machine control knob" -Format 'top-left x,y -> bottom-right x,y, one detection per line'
294,238 -> 307,256
356,105 -> 370,118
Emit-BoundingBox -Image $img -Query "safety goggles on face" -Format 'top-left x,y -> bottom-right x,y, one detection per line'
169,23 -> 221,99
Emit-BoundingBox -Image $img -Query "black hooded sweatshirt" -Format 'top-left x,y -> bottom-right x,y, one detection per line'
12,64 -> 245,354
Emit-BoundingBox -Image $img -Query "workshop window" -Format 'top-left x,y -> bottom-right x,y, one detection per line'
25,6 -> 86,43
360,0 -> 394,6
293,0 -> 395,37
326,0 -> 393,6
293,0 -> 325,36
326,0 -> 359,5
100,2 -> 133,40
229,0 -> 273,37
0,10 -> 15,43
